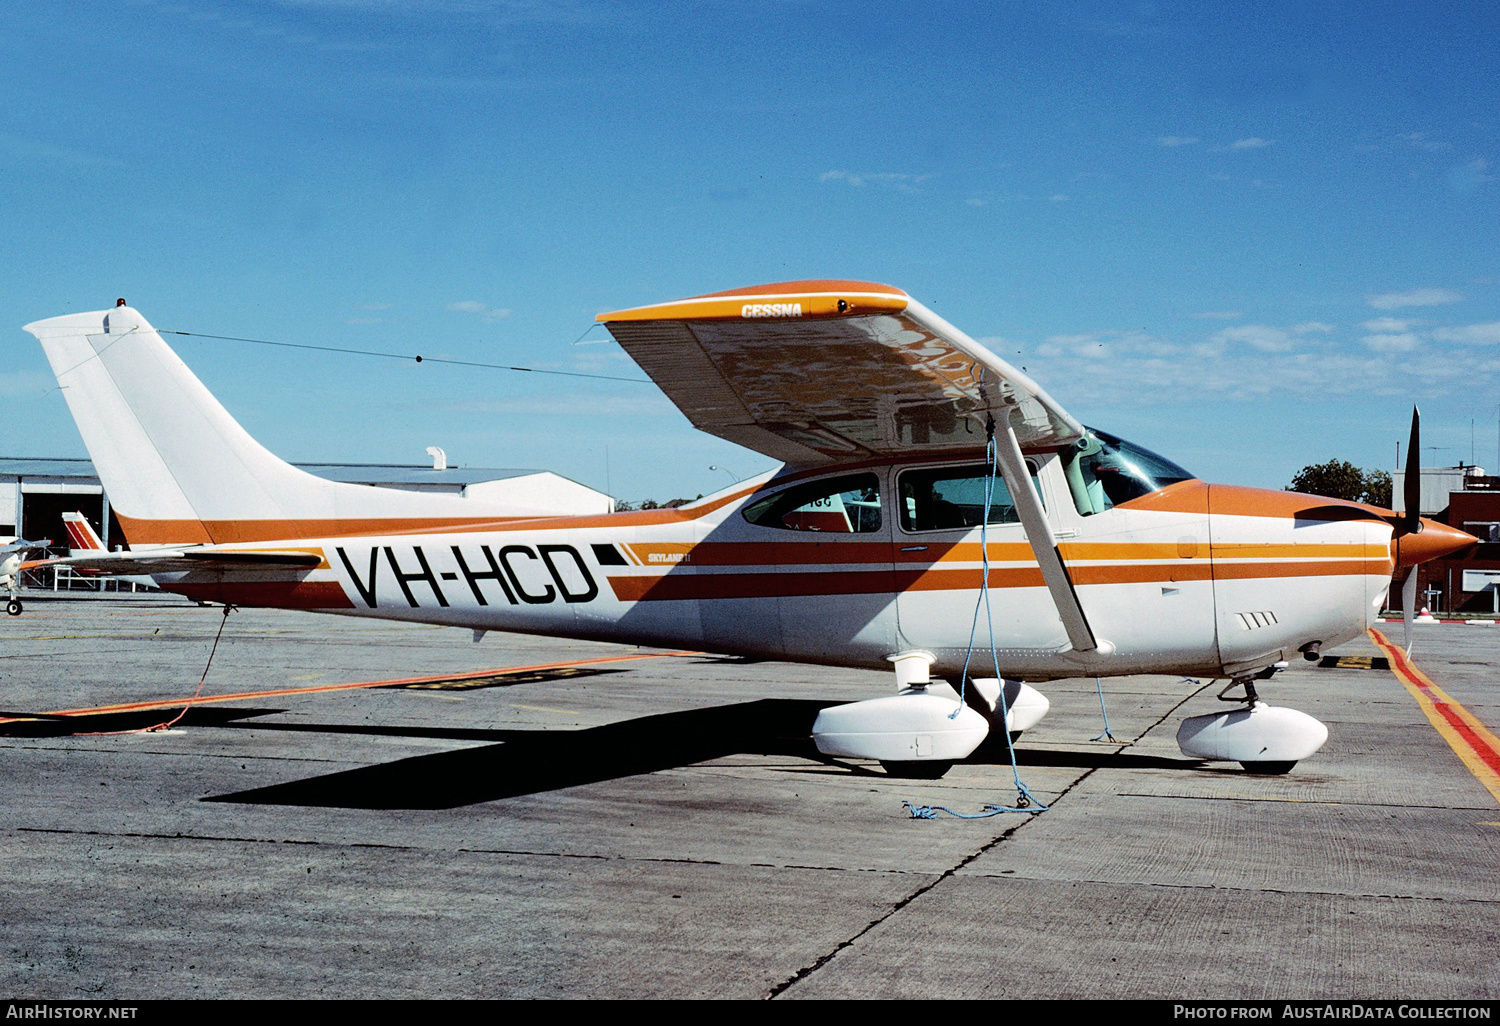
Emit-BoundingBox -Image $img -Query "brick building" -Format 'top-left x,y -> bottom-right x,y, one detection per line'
1394,468 -> 1500,614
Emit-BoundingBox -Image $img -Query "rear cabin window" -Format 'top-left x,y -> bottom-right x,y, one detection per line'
898,464 -> 1038,532
741,474 -> 882,533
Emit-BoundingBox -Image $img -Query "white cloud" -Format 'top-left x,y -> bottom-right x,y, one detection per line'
1215,324 -> 1294,351
1360,317 -> 1417,332
1007,317 -> 1500,409
447,300 -> 512,321
1158,136 -> 1199,147
819,170 -> 932,193
1362,333 -> 1421,353
1230,137 -> 1272,149
432,393 -> 676,418
1430,321 -> 1500,345
1049,193 -> 1070,203
1401,132 -> 1451,152
1366,288 -> 1465,310
1023,327 -> 1394,403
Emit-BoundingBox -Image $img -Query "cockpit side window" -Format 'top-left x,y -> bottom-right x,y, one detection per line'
1062,429 -> 1196,515
898,463 -> 1039,532
741,473 -> 882,533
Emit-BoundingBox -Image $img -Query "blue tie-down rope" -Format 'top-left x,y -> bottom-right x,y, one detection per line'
908,420 -> 1050,820
1091,675 -> 1118,742
903,780 -> 1050,820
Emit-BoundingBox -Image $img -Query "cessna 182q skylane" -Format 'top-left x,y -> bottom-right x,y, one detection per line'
20,282 -> 1474,775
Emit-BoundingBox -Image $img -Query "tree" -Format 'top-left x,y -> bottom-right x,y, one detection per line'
1362,469 -> 1392,508
1288,460 -> 1392,507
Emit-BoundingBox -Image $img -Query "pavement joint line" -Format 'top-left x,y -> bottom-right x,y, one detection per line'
763,676 -> 1219,998
767,769 -> 1097,998
1368,628 -> 1500,806
950,871 -> 1500,905
11,826 -> 944,873
0,741 -> 353,764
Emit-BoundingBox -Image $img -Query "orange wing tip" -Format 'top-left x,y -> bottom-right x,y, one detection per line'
596,280 -> 910,323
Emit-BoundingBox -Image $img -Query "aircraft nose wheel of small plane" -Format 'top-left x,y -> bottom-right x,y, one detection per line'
6,599 -> 22,616
880,760 -> 954,779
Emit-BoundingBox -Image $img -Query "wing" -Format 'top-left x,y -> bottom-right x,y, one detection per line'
597,280 -> 1085,465
23,549 -> 325,576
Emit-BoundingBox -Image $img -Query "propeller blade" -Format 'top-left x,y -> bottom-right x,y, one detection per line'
1401,405 -> 1422,536
1402,566 -> 1419,654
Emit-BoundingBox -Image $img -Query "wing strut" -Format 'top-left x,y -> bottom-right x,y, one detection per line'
990,408 -> 1110,657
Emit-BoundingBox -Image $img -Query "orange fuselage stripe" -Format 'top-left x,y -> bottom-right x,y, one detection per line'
604,559 -> 1388,603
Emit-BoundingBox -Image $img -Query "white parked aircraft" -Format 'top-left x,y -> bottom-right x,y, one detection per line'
1,535 -> 52,616
20,282 -> 1475,774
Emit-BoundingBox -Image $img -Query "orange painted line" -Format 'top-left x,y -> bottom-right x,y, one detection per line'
0,650 -> 699,724
1368,628 -> 1500,805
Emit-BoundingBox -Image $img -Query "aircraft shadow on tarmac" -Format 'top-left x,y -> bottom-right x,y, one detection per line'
189,699 -> 1201,810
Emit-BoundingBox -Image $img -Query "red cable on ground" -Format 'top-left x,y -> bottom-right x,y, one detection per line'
76,605 -> 234,737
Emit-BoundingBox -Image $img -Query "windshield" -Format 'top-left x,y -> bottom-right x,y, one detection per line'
1062,428 -> 1195,516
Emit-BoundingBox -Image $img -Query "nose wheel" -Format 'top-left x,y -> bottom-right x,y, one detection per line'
1177,666 -> 1328,773
6,598 -> 22,616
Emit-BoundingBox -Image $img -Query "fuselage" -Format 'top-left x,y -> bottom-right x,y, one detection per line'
142,444 -> 1403,682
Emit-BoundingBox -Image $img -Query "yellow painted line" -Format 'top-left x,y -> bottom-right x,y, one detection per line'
0,650 -> 700,724
1368,628 -> 1500,806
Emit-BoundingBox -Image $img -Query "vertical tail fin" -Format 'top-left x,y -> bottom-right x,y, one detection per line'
24,306 -> 602,546
25,306 -> 347,543
61,512 -> 105,554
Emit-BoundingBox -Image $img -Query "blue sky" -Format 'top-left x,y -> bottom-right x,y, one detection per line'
4,1 -> 1499,503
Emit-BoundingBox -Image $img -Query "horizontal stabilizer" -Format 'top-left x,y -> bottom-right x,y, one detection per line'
25,549 -> 325,577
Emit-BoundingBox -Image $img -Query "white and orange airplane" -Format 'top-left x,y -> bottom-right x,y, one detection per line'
19,282 -> 1476,775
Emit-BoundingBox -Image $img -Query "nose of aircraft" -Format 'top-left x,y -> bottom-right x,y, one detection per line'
1392,519 -> 1478,571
